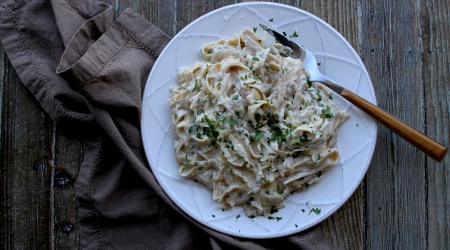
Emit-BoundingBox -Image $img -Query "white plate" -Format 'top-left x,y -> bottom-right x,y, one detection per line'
141,2 -> 377,239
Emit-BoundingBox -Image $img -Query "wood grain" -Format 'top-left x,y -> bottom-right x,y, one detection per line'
420,0 -> 450,248
119,0 -> 177,37
361,0 -> 428,249
0,55 -> 52,249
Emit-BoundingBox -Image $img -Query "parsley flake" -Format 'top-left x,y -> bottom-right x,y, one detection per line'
309,208 -> 321,215
193,78 -> 200,91
322,106 -> 334,118
307,79 -> 312,88
255,132 -> 263,141
183,155 -> 190,166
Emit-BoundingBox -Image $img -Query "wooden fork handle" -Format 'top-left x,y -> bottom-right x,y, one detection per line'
341,89 -> 448,162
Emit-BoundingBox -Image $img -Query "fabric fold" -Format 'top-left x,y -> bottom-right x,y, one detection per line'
0,0 -> 94,126
51,0 -> 113,47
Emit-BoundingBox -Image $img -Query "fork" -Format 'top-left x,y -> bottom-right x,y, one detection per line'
260,24 -> 447,162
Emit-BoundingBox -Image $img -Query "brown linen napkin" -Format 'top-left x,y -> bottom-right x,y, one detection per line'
0,0 -> 338,249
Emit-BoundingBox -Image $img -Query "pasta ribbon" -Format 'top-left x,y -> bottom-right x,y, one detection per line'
169,28 -> 348,217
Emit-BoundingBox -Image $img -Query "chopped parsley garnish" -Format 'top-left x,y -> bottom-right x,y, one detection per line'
255,113 -> 262,123
291,149 -> 309,158
193,78 -> 200,91
229,119 -> 237,126
322,106 -> 334,118
203,115 -> 219,138
183,155 -> 190,166
188,124 -> 195,133
300,131 -> 309,142
293,131 -> 309,145
307,79 -> 312,88
290,31 -> 299,38
236,215 -> 241,219
309,208 -> 321,215
254,132 -> 263,141
276,186 -> 284,194
252,56 -> 260,61
316,91 -> 322,101
269,18 -> 274,22
232,95 -> 239,100
282,31 -> 287,36
253,27 -> 257,33
270,206 -> 279,214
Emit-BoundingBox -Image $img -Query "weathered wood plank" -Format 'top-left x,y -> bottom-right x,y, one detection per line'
0,45 -> 3,78
420,0 -> 450,248
0,55 -> 52,249
320,188 -> 364,248
118,0 -> 177,37
176,0 -> 227,31
361,1 -> 427,249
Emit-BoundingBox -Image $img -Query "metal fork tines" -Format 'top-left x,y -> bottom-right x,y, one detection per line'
259,23 -> 303,59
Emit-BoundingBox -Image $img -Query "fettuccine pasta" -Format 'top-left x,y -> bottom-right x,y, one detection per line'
169,28 -> 348,217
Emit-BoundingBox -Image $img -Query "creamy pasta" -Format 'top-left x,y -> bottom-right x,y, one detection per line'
169,28 -> 348,217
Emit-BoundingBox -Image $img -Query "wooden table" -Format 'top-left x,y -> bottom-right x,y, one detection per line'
1,0 -> 449,249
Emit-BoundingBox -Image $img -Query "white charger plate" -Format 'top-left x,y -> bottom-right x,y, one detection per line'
141,2 -> 377,239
